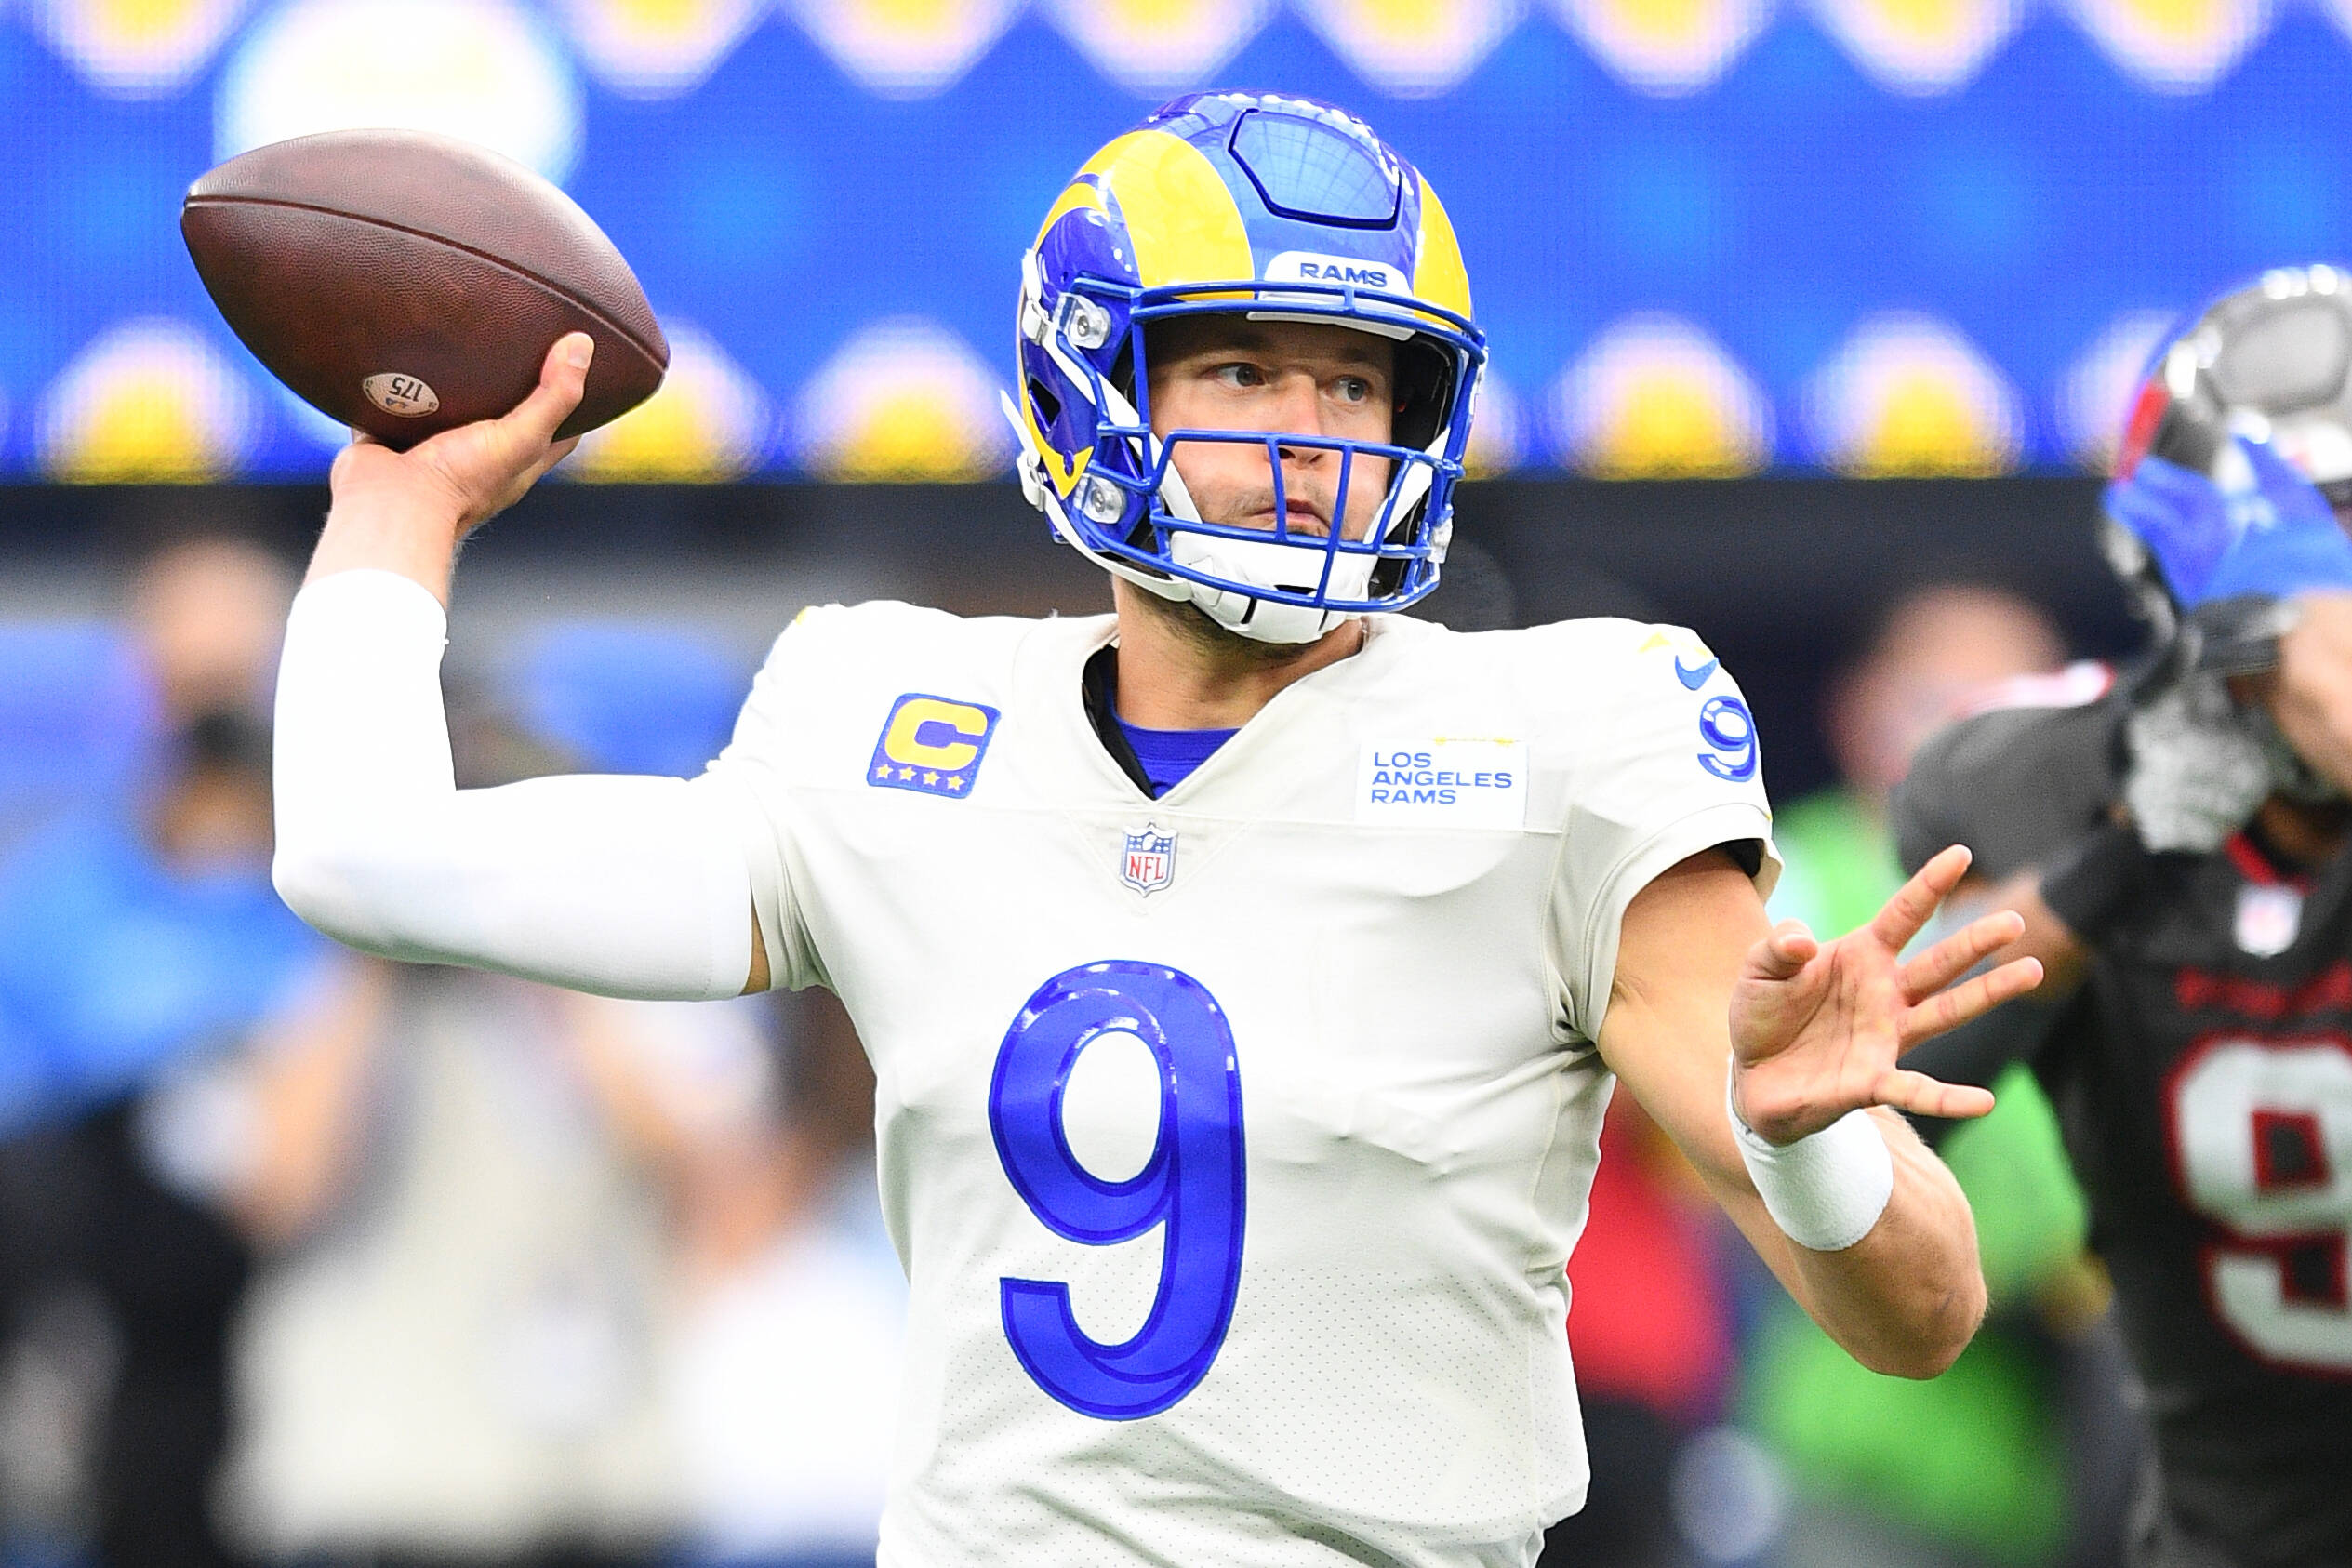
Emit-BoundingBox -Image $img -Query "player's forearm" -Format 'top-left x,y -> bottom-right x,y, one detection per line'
303,338 -> 591,606
2257,589 -> 2352,793
272,569 -> 759,1001
1997,868 -> 2093,994
1615,1013 -> 1986,1375
306,456 -> 466,605
1744,1110 -> 1987,1377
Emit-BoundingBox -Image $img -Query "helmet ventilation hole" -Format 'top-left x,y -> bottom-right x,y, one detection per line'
1027,378 -> 1062,427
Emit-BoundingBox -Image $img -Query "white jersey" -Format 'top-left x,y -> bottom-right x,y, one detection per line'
705,605 -> 1777,1568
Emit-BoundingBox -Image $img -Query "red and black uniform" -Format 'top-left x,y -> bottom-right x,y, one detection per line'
1894,684 -> 2352,1568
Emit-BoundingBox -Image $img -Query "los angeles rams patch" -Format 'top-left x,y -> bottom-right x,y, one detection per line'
870,694 -> 1000,799
1357,738 -> 1526,828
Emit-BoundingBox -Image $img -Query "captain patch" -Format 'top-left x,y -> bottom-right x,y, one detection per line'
1357,737 -> 1526,829
870,694 -> 1000,799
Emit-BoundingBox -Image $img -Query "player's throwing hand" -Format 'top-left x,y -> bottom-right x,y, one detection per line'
1730,844 -> 2042,1144
308,334 -> 594,599
329,333 -> 594,539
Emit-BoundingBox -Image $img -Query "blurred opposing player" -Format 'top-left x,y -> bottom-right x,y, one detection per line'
1896,266 -> 2352,1568
266,93 -> 2028,1566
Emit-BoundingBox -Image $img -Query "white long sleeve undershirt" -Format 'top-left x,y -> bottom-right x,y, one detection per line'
272,568 -> 757,1002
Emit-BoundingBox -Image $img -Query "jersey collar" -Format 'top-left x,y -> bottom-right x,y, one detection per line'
1026,613 -> 1415,811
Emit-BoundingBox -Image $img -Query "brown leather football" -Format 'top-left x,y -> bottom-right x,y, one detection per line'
181,128 -> 668,449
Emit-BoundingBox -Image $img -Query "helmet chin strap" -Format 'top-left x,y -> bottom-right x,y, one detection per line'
1169,536 -> 1369,644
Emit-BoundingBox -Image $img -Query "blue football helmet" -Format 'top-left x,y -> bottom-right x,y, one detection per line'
1004,90 -> 1487,644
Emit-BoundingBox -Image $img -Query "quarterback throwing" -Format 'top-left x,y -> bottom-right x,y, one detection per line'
270,93 -> 2032,1568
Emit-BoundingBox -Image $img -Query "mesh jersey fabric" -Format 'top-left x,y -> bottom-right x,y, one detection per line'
699,603 -> 1776,1568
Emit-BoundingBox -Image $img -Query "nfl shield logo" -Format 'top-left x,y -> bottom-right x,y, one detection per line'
1122,824 -> 1176,897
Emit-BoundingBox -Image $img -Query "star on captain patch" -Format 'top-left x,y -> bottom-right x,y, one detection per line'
867,693 -> 1000,800
1121,824 -> 1176,897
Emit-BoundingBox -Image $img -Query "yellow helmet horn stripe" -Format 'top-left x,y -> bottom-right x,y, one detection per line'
1034,130 -> 1256,297
1098,129 -> 1254,296
1031,133 -> 1132,246
1412,174 -> 1473,323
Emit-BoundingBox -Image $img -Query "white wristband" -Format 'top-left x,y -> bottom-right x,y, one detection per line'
1727,1065 -> 1894,1252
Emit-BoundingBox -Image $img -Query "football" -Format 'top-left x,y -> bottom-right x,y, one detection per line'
181,128 -> 668,449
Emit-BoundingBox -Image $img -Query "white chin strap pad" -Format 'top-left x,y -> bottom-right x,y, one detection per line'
1170,532 -> 1373,644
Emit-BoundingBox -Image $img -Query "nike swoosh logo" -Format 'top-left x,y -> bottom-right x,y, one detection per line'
1675,657 -> 1719,690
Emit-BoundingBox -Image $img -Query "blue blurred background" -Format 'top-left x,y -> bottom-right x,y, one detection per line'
3,0 -> 2344,480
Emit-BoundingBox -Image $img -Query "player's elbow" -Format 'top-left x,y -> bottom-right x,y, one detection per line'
272,821 -> 418,956
272,832 -> 369,947
1849,1270 -> 1987,1379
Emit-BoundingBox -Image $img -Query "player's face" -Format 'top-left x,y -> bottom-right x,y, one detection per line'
1146,317 -> 1396,544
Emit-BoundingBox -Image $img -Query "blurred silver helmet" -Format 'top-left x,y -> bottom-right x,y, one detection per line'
2121,263 -> 2352,499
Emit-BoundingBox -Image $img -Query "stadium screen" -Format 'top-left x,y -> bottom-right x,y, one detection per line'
3,0 -> 2338,482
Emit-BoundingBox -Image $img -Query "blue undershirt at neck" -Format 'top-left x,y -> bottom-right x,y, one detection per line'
1115,716 -> 1238,799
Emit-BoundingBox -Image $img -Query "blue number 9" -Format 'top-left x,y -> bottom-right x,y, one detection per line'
987,960 -> 1246,1420
1697,694 -> 1759,782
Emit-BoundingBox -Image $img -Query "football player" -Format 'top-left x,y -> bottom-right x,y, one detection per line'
268,93 -> 2029,1567
1894,265 -> 2352,1568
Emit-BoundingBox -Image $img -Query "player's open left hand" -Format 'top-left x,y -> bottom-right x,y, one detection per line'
327,333 -> 592,539
1729,844 -> 2042,1144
